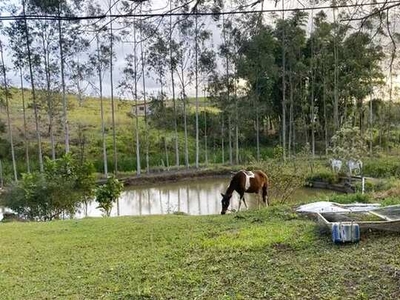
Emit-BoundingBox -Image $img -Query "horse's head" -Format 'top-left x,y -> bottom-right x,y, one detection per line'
220,193 -> 232,215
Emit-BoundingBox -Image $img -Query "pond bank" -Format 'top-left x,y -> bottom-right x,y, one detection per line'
102,168 -> 236,187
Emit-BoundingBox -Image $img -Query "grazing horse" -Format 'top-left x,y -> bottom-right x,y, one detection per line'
329,158 -> 342,173
220,170 -> 269,215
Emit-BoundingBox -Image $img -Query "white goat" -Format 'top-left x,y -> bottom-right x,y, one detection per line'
347,159 -> 363,175
330,159 -> 342,173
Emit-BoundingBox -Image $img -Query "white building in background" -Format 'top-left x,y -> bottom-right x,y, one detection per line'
131,102 -> 152,117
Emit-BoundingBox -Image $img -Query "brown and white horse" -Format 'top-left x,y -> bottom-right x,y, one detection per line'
220,170 -> 269,215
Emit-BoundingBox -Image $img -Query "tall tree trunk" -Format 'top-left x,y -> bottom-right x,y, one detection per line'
333,5 -> 339,130
234,80 -> 239,164
234,73 -> 240,165
0,42 -> 18,181
288,73 -> 293,158
97,35 -> 108,177
228,115 -> 232,164
281,0 -> 286,161
23,0 -> 43,172
140,9 -> 149,173
194,11 -> 200,168
204,89 -> 208,165
169,2 -> 179,168
19,69 -> 30,173
181,69 -> 189,169
369,92 -> 373,156
221,115 -> 225,164
58,4 -> 69,153
310,5 -> 315,159
223,15 -> 233,165
323,74 -> 328,156
256,111 -> 260,161
164,136 -> 169,170
109,0 -> 117,176
134,19 -> 141,176
42,35 -> 56,160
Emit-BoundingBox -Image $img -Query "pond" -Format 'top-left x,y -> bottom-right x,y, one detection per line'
74,177 -> 334,218
0,177 -> 335,220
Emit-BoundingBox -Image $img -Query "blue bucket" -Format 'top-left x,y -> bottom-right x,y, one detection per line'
332,222 -> 360,243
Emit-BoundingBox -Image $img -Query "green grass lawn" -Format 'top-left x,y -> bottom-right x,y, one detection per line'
1,206 -> 399,299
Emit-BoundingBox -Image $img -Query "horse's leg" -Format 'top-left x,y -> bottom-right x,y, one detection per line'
242,196 -> 248,209
238,191 -> 245,211
262,184 -> 269,206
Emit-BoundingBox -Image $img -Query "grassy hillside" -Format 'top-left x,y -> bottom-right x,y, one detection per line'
0,206 -> 399,299
0,88 -> 221,175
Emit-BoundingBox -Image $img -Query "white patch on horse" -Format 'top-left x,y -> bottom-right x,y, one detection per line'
242,171 -> 255,191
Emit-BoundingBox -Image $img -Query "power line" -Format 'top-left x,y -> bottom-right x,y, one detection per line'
1,0 -> 400,22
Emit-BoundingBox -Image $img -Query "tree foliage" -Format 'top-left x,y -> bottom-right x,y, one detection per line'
95,175 -> 123,217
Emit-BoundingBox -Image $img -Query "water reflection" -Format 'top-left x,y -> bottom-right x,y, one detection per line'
73,178 -> 332,218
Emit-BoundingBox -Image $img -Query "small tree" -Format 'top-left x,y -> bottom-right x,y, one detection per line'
329,123 -> 368,161
95,176 -> 123,217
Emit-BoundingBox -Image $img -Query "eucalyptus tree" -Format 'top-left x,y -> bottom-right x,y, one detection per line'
138,2 -> 152,173
22,0 -> 43,172
340,31 -> 384,132
174,3 -> 196,168
119,50 -> 141,175
310,11 -> 334,155
118,1 -> 142,175
86,2 -> 110,177
108,0 -> 119,175
24,0 -> 63,160
147,27 -> 170,168
272,11 -> 309,158
0,41 -> 18,181
169,1 -> 180,167
236,23 -> 278,156
198,41 -> 217,165
20,0 -> 89,161
4,11 -> 31,172
218,16 -> 238,164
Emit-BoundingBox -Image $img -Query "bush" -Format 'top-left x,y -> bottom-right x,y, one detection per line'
0,154 -> 96,221
379,197 -> 400,207
258,160 -> 306,204
363,159 -> 400,178
326,193 -> 371,204
95,175 -> 124,217
306,171 -> 339,184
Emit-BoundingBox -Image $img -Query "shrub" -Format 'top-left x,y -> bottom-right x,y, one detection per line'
95,175 -> 124,217
258,160 -> 306,204
363,159 -> 400,178
306,171 -> 339,184
0,154 -> 96,221
326,193 -> 371,204
379,197 -> 400,207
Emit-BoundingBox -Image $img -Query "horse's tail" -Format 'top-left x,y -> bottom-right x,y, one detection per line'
257,170 -> 269,185
258,170 -> 269,205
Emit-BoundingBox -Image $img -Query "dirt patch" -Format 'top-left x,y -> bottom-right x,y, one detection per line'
271,242 -> 294,252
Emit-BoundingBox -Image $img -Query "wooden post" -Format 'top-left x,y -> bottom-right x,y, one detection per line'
361,177 -> 365,195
